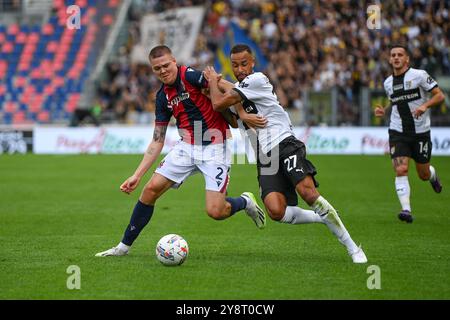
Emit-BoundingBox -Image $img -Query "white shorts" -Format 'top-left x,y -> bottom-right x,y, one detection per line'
155,141 -> 232,193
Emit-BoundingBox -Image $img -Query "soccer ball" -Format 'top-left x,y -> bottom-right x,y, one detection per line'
156,234 -> 189,266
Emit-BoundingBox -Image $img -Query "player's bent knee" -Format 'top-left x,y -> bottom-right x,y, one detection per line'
141,185 -> 162,203
266,210 -> 282,221
206,206 -> 226,220
264,202 -> 285,221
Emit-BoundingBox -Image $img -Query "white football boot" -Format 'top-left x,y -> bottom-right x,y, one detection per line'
349,245 -> 368,264
241,192 -> 266,229
95,246 -> 128,257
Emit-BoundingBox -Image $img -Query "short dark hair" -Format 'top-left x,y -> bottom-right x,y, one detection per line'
389,44 -> 409,56
149,45 -> 172,60
230,44 -> 253,55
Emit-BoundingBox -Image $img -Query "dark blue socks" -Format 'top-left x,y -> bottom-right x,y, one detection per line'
122,200 -> 154,246
226,196 -> 247,216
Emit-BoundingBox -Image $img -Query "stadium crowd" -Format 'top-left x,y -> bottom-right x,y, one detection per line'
97,0 -> 450,125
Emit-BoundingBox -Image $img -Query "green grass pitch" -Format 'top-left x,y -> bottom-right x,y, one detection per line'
1,154 -> 449,299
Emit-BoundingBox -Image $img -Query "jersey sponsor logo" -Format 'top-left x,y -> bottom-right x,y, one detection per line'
390,88 -> 421,104
168,92 -> 190,108
391,92 -> 420,103
239,81 -> 249,88
426,76 -> 434,84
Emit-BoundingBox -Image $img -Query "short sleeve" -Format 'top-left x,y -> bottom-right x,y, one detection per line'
419,70 -> 438,92
383,79 -> 389,97
155,90 -> 172,125
184,66 -> 208,88
233,73 -> 267,101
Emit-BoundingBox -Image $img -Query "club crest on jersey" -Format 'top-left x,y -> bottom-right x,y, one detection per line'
405,81 -> 412,89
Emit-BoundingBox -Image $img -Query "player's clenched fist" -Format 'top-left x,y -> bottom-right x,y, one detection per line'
374,105 -> 385,117
120,175 -> 141,194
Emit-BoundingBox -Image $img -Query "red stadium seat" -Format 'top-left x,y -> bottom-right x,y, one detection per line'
42,23 -> 54,35
76,0 -> 87,8
28,33 -> 40,43
13,111 -> 25,123
17,65 -> 28,72
53,0 -> 65,10
5,101 -> 17,113
102,15 -> 114,26
38,111 -> 50,122
46,41 -> 58,52
7,24 -> 20,36
109,0 -> 120,8
2,42 -> 14,53
44,85 -> 55,96
16,32 -> 27,44
14,76 -> 27,87
52,76 -> 65,87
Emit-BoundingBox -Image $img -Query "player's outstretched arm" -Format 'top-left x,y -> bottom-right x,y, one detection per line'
217,78 -> 235,93
203,66 -> 266,128
120,124 -> 167,194
234,103 -> 267,128
204,66 -> 242,112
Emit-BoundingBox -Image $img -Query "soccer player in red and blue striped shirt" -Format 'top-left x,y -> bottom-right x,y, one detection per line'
95,45 -> 266,257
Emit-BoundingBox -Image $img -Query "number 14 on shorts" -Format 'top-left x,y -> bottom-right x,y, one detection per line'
418,141 -> 429,154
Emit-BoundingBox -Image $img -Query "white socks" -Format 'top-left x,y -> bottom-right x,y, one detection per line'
395,176 -> 411,211
429,165 -> 436,181
280,206 -> 324,224
311,196 -> 359,254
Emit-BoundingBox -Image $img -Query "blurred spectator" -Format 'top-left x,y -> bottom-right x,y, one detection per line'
70,103 -> 101,127
99,0 -> 450,124
0,0 -> 22,12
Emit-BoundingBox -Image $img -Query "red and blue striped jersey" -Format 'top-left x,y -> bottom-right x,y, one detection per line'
155,66 -> 229,145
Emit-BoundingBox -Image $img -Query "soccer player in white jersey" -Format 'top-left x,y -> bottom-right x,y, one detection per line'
375,44 -> 444,223
204,44 -> 367,263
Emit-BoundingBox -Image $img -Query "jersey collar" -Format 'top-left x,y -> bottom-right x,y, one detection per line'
393,66 -> 411,78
